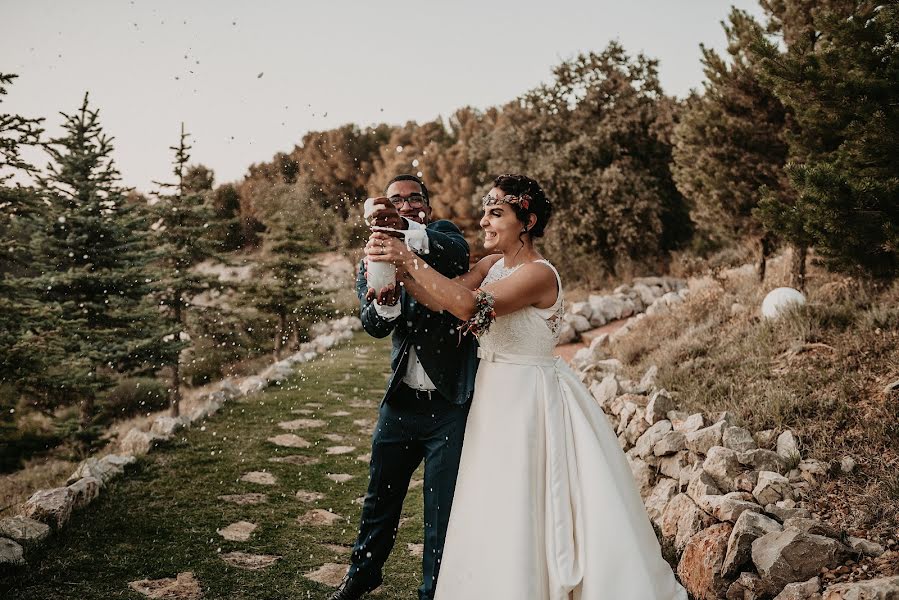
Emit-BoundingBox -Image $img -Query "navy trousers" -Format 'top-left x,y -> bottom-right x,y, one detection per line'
347,384 -> 469,600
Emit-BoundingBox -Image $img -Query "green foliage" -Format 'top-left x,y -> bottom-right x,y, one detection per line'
0,72 -> 44,181
96,377 -> 169,422
672,9 -> 789,251
754,2 -> 899,278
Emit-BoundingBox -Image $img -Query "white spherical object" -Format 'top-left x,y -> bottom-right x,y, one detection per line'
761,287 -> 806,319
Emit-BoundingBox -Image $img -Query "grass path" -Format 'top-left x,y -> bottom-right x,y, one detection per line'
3,332 -> 429,599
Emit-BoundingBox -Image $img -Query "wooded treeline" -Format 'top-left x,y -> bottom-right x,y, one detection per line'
1,1 -> 896,467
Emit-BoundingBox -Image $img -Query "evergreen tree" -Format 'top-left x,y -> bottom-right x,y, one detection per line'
754,2 -> 898,279
32,93 -> 166,426
150,124 -> 218,416
251,183 -> 330,358
672,9 -> 789,280
207,182 -> 244,251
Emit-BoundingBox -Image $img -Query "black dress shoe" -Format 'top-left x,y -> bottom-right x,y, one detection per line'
327,574 -> 380,600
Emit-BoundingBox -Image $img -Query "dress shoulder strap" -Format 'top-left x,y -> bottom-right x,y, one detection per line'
533,259 -> 563,310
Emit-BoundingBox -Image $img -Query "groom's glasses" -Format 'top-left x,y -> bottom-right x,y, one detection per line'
389,194 -> 427,208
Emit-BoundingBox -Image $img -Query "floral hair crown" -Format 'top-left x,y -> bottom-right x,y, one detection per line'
482,193 -> 532,211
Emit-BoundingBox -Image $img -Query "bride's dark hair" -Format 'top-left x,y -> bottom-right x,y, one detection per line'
492,174 -> 553,238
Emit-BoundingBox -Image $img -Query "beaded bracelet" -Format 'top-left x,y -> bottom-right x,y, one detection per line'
459,288 -> 496,338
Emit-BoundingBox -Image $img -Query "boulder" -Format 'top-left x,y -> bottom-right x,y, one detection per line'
216,379 -> 242,400
765,504 -> 813,522
67,476 -> 101,510
68,456 -> 123,486
753,471 -> 793,506
569,301 -> 593,320
654,431 -> 687,457
774,577 -> 821,600
740,449 -> 788,474
846,536 -> 885,557
658,450 -> 691,480
675,503 -> 716,552
676,412 -> 706,434
735,470 -> 761,493
645,478 -> 679,527
823,576 -> 899,599
645,389 -> 676,424
150,416 -> 186,437
777,430 -> 801,461
638,365 -> 659,393
625,453 -> 655,498
660,494 -> 697,538
623,408 -> 650,445
23,487 -> 74,528
564,313 -> 592,333
688,470 -> 721,502
557,321 -> 577,344
704,492 -> 763,523
723,426 -> 757,452
752,529 -> 850,592
120,428 -> 164,456
686,421 -> 727,455
238,376 -> 267,395
726,572 -> 768,600
0,516 -> 50,548
589,374 -> 620,411
703,446 -> 744,492
635,420 -> 672,458
0,537 -> 24,567
723,510 -> 783,578
677,523 -> 734,600
783,518 -> 840,539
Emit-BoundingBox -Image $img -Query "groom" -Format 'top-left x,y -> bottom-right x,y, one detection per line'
331,174 -> 478,600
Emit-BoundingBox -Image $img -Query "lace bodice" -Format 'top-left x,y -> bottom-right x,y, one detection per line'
478,258 -> 564,358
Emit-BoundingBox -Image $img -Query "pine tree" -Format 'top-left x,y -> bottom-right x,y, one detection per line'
754,2 -> 898,279
251,183 -> 330,358
672,9 -> 789,280
150,124 -> 219,416
32,93 -> 166,427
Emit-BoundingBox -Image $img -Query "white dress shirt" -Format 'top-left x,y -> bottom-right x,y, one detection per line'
371,219 -> 436,391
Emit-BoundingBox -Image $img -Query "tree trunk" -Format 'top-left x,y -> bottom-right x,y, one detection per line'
274,312 -> 287,359
757,233 -> 775,283
790,244 -> 807,291
79,394 -> 94,429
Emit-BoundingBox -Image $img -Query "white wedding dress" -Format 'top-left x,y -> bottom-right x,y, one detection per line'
433,259 -> 687,600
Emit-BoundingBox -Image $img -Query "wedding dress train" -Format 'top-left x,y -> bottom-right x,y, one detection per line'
433,259 -> 687,600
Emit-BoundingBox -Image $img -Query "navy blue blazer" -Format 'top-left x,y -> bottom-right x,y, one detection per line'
355,219 -> 478,406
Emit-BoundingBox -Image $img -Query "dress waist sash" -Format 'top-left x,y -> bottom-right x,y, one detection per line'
477,347 -> 559,367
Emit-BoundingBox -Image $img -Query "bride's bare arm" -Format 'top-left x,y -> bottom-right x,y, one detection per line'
367,233 -> 556,321
394,254 -> 502,312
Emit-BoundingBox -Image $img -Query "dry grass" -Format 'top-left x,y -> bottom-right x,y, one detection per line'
612,252 -> 899,546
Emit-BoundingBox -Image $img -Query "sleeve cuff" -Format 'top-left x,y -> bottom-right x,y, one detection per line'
404,227 -> 430,255
372,301 -> 401,320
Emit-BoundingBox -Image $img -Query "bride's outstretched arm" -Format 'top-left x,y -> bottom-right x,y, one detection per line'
393,253 -> 501,312
367,232 -> 556,322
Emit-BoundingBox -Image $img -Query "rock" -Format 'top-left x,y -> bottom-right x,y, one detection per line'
267,434 -> 311,448
298,509 -> 343,526
709,411 -> 738,425
777,430 -> 801,461
296,490 -> 326,503
765,504 -> 813,522
216,379 -> 242,400
723,426 -> 757,452
658,450 -> 691,481
304,562 -> 349,587
589,374 -> 620,410
686,421 -> 727,456
676,413 -> 706,434
645,478 -> 680,527
755,429 -> 778,449
0,537 -> 25,567
723,510 -> 784,578
660,493 -> 696,538
635,420 -> 673,458
706,493 -> 763,523
774,577 -> 821,600
220,551 -> 281,570
23,487 -> 74,528
557,321 -> 576,344
187,398 -> 222,422
128,572 -> 203,599
727,572 -> 768,600
703,446 -> 744,492
217,521 -> 257,542
0,516 -> 50,548
569,301 -> 593,320
654,430 -> 687,457
268,454 -> 319,466
326,473 -> 354,484
688,470 -> 721,502
639,365 -> 659,393
740,449 -> 788,474
151,416 -> 186,437
101,453 -> 137,470
840,456 -> 857,474
120,428 -> 164,456
783,518 -> 840,539
565,313 -> 592,333
735,470 -> 761,493
624,408 -> 650,445
751,529 -> 850,592
846,536 -> 885,557
68,456 -> 126,486
625,453 -> 656,498
218,493 -> 268,505
278,418 -> 326,430
240,471 -> 276,485
823,576 -> 899,599
677,523 -> 734,600
675,502 -> 716,552
645,389 -> 676,424
67,476 -> 101,510
238,376 -> 267,395
325,446 -> 356,456
798,459 -> 828,485
754,471 -> 793,506
761,287 -> 807,320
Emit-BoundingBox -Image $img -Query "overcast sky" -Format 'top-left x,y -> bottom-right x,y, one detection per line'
3,0 -> 765,193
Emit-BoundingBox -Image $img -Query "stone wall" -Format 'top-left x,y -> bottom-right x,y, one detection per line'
0,316 -> 362,568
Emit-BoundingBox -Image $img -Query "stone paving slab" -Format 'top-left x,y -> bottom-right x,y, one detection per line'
326,446 -> 356,455
216,521 -> 257,542
219,552 -> 281,570
304,562 -> 348,587
295,490 -> 326,502
240,471 -> 276,486
267,434 -> 311,448
268,455 -> 320,466
297,509 -> 343,526
217,493 -> 268,506
128,572 -> 203,599
278,419 -> 326,430
326,473 -> 354,484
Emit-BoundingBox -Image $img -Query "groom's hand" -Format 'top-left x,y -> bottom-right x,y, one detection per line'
368,197 -> 407,232
365,283 -> 399,306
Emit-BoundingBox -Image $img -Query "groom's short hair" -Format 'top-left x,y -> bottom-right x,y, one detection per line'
386,174 -> 430,204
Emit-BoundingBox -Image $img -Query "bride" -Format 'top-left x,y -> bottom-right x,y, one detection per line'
366,174 -> 687,600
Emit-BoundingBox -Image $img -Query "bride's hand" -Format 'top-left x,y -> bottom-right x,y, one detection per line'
365,232 -> 413,267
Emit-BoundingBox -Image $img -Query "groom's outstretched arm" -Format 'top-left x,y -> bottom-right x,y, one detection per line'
356,260 -> 399,339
